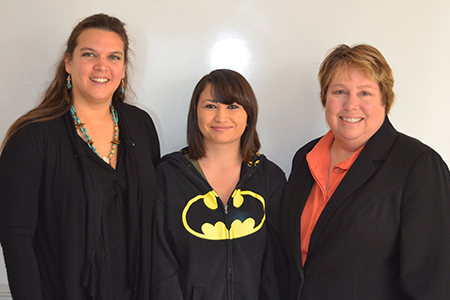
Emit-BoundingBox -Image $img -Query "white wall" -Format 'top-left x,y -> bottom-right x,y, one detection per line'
1,0 -> 449,285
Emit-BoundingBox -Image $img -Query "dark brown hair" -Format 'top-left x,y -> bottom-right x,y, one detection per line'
319,44 -> 395,113
187,69 -> 260,162
1,13 -> 130,151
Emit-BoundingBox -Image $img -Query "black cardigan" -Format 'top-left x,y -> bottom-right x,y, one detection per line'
0,101 -> 160,300
281,117 -> 450,300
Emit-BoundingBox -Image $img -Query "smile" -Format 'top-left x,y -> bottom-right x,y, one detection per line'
90,78 -> 109,83
341,117 -> 362,123
212,126 -> 232,132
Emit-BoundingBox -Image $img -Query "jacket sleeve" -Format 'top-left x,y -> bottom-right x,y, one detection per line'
153,167 -> 185,300
399,149 -> 450,299
260,166 -> 288,300
0,126 -> 44,300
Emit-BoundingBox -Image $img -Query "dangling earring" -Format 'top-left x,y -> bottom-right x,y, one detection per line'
67,74 -> 72,90
120,79 -> 125,93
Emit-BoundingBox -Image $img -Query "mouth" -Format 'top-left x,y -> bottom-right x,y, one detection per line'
212,126 -> 232,132
90,77 -> 109,83
341,117 -> 362,123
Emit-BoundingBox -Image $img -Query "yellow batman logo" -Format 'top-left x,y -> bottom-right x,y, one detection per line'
182,189 -> 266,240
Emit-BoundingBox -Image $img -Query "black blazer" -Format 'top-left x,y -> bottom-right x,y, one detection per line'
281,117 -> 450,300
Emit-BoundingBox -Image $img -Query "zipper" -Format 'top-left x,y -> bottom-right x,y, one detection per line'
224,197 -> 233,300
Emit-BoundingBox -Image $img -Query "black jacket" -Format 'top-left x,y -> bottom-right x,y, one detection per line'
281,117 -> 450,300
0,101 -> 160,299
154,149 -> 286,300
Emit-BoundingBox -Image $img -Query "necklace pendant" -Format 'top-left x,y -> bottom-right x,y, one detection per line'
102,156 -> 110,164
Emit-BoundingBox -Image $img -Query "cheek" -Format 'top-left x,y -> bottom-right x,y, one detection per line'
196,111 -> 209,128
114,64 -> 126,77
325,100 -> 338,118
71,61 -> 91,77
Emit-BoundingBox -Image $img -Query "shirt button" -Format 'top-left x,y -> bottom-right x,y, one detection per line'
335,168 -> 340,173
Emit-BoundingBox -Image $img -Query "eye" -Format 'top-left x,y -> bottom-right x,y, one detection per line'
204,104 -> 217,109
360,91 -> 371,96
228,103 -> 241,109
109,55 -> 121,60
333,90 -> 346,95
82,52 -> 95,57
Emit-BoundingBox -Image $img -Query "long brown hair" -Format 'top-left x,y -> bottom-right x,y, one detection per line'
1,13 -> 131,151
187,69 -> 261,162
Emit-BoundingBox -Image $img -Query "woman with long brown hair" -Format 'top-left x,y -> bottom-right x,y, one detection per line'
153,69 -> 286,300
0,14 -> 159,299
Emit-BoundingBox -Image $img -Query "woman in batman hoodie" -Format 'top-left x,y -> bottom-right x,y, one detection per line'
153,69 -> 287,300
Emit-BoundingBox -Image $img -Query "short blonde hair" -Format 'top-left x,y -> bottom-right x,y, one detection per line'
318,44 -> 395,113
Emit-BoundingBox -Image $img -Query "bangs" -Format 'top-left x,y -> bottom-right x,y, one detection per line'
209,82 -> 248,107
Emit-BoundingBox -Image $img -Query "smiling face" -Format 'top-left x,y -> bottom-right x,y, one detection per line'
65,28 -> 126,106
197,83 -> 248,149
325,67 -> 386,152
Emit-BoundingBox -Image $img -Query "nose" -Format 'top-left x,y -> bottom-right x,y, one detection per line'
214,105 -> 228,122
343,92 -> 359,110
94,57 -> 108,71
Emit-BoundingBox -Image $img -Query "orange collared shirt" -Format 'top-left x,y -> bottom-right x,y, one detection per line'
301,130 -> 364,265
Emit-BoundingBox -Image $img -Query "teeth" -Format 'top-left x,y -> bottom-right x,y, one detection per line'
342,117 -> 362,123
90,78 -> 108,83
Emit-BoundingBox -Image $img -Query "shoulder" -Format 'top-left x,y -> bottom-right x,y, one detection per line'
115,102 -> 156,127
395,132 -> 438,155
1,115 -> 69,161
393,132 -> 449,169
157,150 -> 187,172
115,102 -> 159,146
292,137 -> 321,166
256,153 -> 286,179
7,115 -> 67,144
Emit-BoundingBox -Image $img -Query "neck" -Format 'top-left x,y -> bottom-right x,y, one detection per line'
329,139 -> 361,167
199,142 -> 243,167
72,100 -> 112,124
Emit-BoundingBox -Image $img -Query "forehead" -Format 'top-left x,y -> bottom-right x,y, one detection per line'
330,66 -> 378,86
76,28 -> 125,52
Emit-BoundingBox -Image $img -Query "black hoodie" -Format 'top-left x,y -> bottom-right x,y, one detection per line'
153,149 -> 286,300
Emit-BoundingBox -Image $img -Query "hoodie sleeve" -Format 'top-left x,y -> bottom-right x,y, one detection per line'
260,162 -> 289,300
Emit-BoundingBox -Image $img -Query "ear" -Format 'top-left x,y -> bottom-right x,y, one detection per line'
64,53 -> 72,74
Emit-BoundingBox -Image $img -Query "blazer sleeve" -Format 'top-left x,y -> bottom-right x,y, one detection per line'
153,167 -> 186,300
0,126 -> 44,300
399,149 -> 450,299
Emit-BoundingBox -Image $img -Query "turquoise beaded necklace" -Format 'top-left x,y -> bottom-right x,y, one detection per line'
70,102 -> 120,165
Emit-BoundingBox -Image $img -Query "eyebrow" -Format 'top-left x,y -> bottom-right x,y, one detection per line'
201,99 -> 217,103
79,47 -> 124,56
330,83 -> 377,89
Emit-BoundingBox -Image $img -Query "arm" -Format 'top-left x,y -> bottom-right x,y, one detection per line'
261,167 -> 289,300
152,169 -> 185,300
400,150 -> 450,299
0,127 -> 44,299
140,109 -> 160,167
